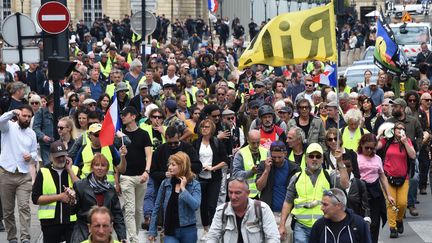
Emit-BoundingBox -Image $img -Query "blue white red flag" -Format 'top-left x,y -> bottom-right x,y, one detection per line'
99,93 -> 120,146
312,64 -> 337,87
208,0 -> 219,12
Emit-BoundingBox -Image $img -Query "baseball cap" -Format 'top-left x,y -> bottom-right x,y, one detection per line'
254,81 -> 265,88
115,82 -> 129,92
270,141 -> 287,152
120,106 -> 138,116
369,78 -> 377,85
165,99 -> 177,111
83,98 -> 97,105
306,143 -> 323,154
88,123 -> 102,133
163,83 -> 176,89
389,98 -> 407,108
222,109 -> 235,116
139,83 -> 148,90
248,100 -> 262,109
50,140 -> 68,158
279,106 -> 293,113
326,100 -> 338,108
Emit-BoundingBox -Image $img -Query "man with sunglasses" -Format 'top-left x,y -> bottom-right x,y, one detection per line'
278,143 -> 349,242
256,141 -> 300,243
294,77 -> 315,105
309,188 -> 372,243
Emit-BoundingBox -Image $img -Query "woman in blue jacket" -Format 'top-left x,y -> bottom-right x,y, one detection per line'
148,151 -> 201,243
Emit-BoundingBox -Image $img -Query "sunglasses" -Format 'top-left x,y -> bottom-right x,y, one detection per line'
143,100 -> 150,104
327,137 -> 337,142
197,95 -> 205,98
299,106 -> 310,110
70,99 -> 78,102
225,116 -> 235,120
323,189 -> 341,203
212,114 -> 221,118
31,102 -> 40,105
423,99 -> 432,102
57,126 -> 67,130
305,84 -> 314,87
218,93 -> 226,96
408,99 -> 417,103
88,103 -> 96,107
254,85 -> 264,88
308,154 -> 322,159
91,132 -> 100,138
152,116 -> 163,119
364,146 -> 375,151
167,141 -> 180,146
201,125 -> 211,129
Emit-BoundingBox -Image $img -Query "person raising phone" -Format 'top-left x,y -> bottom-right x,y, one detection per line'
32,140 -> 80,243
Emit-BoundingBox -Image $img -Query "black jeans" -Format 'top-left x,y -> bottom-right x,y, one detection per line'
42,223 -> 74,243
199,178 -> 221,227
419,148 -> 430,190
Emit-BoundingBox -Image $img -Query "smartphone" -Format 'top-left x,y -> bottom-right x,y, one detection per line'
239,83 -> 245,93
400,130 -> 405,137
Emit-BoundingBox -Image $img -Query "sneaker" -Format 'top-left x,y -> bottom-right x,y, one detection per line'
408,206 -> 419,216
396,221 -> 404,234
200,229 -> 209,241
390,228 -> 398,238
0,220 -> 5,232
420,188 -> 427,195
141,215 -> 150,230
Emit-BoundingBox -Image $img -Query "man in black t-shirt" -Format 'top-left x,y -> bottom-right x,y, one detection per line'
119,106 -> 152,243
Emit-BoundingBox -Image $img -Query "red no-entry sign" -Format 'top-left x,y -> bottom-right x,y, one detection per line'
37,2 -> 70,34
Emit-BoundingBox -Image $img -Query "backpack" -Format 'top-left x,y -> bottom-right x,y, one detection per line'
221,200 -> 264,243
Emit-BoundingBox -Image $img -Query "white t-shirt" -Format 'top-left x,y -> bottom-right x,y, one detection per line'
161,75 -> 179,85
199,143 -> 213,179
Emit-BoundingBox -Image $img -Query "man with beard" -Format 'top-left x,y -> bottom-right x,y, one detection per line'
150,126 -> 202,193
32,141 -> 79,243
387,98 -> 423,217
256,105 -> 287,149
0,105 -> 37,243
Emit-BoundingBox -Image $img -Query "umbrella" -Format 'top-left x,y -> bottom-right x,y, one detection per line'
365,10 -> 380,17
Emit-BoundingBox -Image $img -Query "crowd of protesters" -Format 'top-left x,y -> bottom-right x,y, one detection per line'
0,11 -> 431,243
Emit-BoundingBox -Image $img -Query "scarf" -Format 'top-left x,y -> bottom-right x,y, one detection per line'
88,173 -> 112,194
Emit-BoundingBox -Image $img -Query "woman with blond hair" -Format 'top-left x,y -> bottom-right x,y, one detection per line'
57,116 -> 77,151
148,151 -> 201,243
71,153 -> 126,243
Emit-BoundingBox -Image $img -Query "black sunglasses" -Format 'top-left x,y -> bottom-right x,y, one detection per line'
323,189 -> 342,203
91,132 -> 100,138
308,154 -> 322,159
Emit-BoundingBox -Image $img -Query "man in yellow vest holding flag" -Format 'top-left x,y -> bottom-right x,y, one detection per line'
32,141 -> 80,243
74,123 -> 127,185
278,143 -> 349,242
232,129 -> 268,199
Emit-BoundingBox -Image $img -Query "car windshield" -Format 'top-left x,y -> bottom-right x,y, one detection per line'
392,26 -> 430,45
345,68 -> 379,88
363,47 -> 375,60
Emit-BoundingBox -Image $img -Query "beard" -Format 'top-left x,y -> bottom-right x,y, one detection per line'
392,110 -> 402,118
18,119 -> 30,129
53,161 -> 66,169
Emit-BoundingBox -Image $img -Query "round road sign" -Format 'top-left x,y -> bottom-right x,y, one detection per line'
1,13 -> 37,47
37,2 -> 70,34
131,11 -> 157,37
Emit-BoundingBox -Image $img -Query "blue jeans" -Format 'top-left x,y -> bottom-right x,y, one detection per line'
164,225 -> 197,243
293,222 -> 311,243
143,177 -> 155,217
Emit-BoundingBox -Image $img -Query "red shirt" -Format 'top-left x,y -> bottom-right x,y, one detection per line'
380,138 -> 413,178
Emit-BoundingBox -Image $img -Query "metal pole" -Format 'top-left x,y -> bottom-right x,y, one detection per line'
20,0 -> 24,13
141,0 -> 146,68
251,1 -> 254,20
264,2 -> 267,21
16,13 -> 23,66
171,0 -> 174,23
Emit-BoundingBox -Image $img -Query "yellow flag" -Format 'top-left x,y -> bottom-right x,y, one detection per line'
239,2 -> 337,70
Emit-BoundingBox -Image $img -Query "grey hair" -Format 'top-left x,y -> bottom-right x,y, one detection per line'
129,59 -> 143,71
349,92 -> 358,99
325,188 -> 347,210
313,90 -> 321,97
343,108 -> 363,124
326,91 -> 336,102
290,126 -> 306,143
9,81 -> 27,94
338,92 -> 349,101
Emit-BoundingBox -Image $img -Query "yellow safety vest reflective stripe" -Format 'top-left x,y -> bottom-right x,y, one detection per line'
132,33 -> 141,43
82,131 -> 90,146
38,166 -> 79,221
240,146 -> 268,198
289,151 -> 306,170
99,62 -> 112,78
291,170 -> 330,228
81,145 -> 115,184
106,81 -> 132,98
139,124 -> 166,151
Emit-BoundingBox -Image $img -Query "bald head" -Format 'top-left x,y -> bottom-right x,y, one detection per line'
248,129 -> 261,152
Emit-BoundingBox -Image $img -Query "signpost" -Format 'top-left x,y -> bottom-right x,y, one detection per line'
36,1 -> 70,34
130,0 -> 158,13
131,11 -> 157,37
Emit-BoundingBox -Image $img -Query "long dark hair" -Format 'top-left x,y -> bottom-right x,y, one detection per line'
357,133 -> 378,155
97,93 -> 111,112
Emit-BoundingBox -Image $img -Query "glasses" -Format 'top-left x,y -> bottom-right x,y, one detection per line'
254,85 -> 264,88
323,190 -> 341,203
152,115 -> 163,119
197,95 -> 204,98
57,126 -> 67,130
212,114 -> 221,118
201,125 -> 211,129
308,154 -> 322,159
88,103 -> 96,107
327,137 -> 337,142
423,99 -> 432,102
143,100 -> 150,104
70,99 -> 78,102
395,127 -> 405,131
30,102 -> 40,105
218,93 -> 226,96
225,116 -> 235,120
408,99 -> 417,103
167,141 -> 180,147
298,106 -> 310,110
193,112 -> 200,115
91,132 -> 100,138
364,146 -> 375,151
305,84 -> 313,87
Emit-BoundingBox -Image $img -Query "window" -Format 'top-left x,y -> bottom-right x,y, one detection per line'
83,0 -> 103,27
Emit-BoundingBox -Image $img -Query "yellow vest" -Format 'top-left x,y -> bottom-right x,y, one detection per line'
132,33 -> 141,43
99,62 -> 112,78
106,81 -> 132,98
139,124 -> 166,151
341,127 -> 369,151
289,151 -> 306,170
38,166 -> 79,221
240,146 -> 268,198
185,87 -> 198,108
81,145 -> 115,184
126,53 -> 133,64
291,169 -> 330,228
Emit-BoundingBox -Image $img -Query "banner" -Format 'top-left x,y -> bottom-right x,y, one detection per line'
374,10 -> 406,75
238,2 -> 337,70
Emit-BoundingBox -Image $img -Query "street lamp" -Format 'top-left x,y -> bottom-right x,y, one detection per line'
264,0 -> 268,21
276,0 -> 280,15
251,0 -> 254,20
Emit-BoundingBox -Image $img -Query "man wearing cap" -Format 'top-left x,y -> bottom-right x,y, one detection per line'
325,101 -> 346,130
119,106 -> 152,243
163,99 -> 192,141
0,106 -> 37,243
33,94 -> 58,166
134,69 -> 161,99
74,123 -> 127,185
256,141 -> 300,243
130,83 -> 150,117
359,78 -> 384,106
278,143 -> 349,242
106,69 -> 133,98
115,82 -> 131,111
99,53 -> 112,79
69,40 -> 80,58
160,83 -> 176,103
387,98 -> 423,216
250,81 -> 268,103
232,130 -> 269,199
238,99 -> 261,136
32,141 -> 79,243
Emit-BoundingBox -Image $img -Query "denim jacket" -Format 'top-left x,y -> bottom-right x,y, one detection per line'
148,178 -> 201,236
32,107 -> 54,145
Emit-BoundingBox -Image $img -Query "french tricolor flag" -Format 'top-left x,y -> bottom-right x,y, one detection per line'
312,64 -> 338,88
208,0 -> 219,12
99,93 -> 121,147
